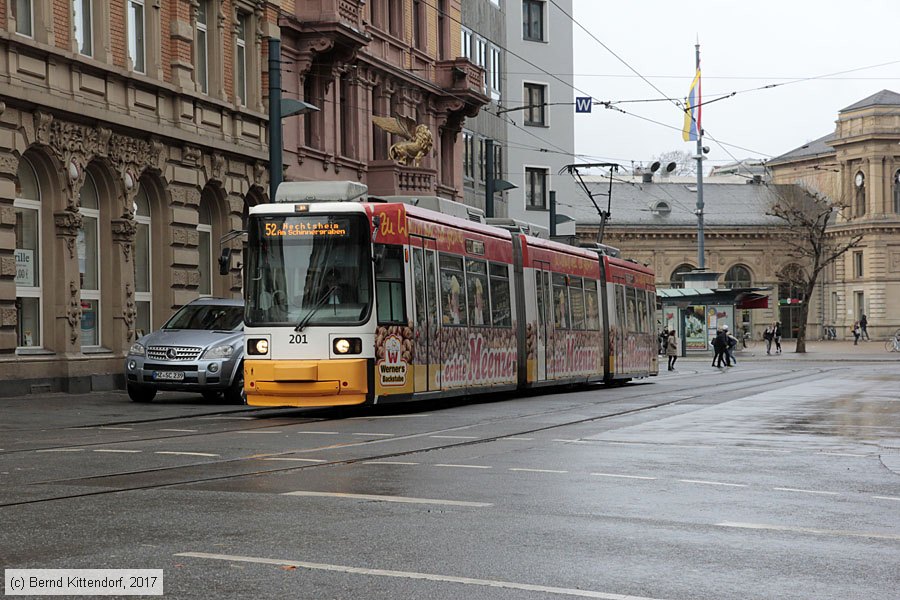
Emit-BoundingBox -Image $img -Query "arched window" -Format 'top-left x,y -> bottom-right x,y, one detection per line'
198,199 -> 212,296
14,157 -> 42,349
133,186 -> 152,336
724,264 -> 752,288
669,263 -> 694,289
79,172 -> 101,347
893,170 -> 900,214
854,171 -> 866,217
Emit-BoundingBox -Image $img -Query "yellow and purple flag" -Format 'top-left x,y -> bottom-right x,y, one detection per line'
682,69 -> 701,141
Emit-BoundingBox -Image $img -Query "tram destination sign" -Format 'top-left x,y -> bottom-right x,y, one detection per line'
263,219 -> 349,238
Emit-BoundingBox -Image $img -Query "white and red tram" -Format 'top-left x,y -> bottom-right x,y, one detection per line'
241,182 -> 657,407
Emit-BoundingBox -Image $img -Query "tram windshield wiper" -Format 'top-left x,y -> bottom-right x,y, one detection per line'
294,286 -> 340,332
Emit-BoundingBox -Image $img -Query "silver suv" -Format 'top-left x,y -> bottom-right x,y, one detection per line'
124,298 -> 245,403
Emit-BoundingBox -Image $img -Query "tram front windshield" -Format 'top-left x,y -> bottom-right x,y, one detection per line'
245,214 -> 372,327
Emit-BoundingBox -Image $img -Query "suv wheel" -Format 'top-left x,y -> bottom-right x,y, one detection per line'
128,384 -> 157,403
224,362 -> 246,405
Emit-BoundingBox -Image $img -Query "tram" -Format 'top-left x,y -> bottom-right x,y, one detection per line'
240,181 -> 656,407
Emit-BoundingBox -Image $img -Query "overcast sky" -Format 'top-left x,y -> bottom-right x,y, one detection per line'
568,0 -> 900,173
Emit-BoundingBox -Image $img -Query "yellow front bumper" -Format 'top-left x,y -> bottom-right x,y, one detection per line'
245,359 -> 368,407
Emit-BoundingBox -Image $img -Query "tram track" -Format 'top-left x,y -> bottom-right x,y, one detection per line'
0,365 -> 833,509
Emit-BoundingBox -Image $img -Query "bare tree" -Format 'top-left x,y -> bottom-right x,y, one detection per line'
766,185 -> 862,352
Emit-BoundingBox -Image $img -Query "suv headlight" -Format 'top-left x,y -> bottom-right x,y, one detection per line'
128,342 -> 146,356
202,344 -> 237,359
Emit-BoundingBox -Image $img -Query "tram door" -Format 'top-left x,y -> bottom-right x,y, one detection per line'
411,236 -> 440,391
535,262 -> 552,381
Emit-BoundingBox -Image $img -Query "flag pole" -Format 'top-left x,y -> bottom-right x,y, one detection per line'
694,42 -> 705,269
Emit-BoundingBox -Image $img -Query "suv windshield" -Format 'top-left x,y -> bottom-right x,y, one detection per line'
163,304 -> 244,331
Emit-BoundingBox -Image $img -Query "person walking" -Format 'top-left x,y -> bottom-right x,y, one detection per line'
666,330 -> 679,371
711,328 -> 729,368
852,321 -> 861,345
763,324 -> 774,355
860,314 -> 869,341
773,322 -> 783,354
724,325 -> 738,366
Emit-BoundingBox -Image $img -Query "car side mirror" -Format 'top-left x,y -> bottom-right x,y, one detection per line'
218,248 -> 231,275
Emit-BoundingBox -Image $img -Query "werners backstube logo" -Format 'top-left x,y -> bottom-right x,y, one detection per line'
378,334 -> 407,386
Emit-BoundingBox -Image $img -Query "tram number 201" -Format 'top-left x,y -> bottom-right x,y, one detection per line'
289,334 -> 308,344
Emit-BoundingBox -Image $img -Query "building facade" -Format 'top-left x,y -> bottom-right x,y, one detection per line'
766,90 -> 900,340
459,0 -> 507,215
278,1 -> 487,199
504,0 -> 577,235
572,91 -> 900,341
2,0 -> 488,395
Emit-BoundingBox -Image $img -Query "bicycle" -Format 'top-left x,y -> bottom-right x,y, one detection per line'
885,329 -> 900,352
823,326 -> 837,340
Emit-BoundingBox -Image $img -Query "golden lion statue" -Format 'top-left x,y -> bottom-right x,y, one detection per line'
372,115 -> 433,167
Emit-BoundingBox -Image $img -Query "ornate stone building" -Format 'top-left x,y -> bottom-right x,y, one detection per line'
767,90 -> 900,341
572,90 -> 900,341
279,1 -> 487,198
1,1 -> 486,395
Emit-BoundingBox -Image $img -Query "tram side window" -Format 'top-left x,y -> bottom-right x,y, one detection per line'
636,289 -> 648,333
375,244 -> 406,324
569,276 -> 585,330
625,287 -> 641,333
489,262 -> 511,327
552,273 -> 569,329
615,285 -> 627,334
584,279 -> 600,330
465,258 -> 489,326
440,253 -> 467,325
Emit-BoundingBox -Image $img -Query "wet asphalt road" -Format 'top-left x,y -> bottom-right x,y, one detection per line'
1,356 -> 898,600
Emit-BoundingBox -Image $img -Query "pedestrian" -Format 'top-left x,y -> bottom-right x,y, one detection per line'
860,314 -> 869,341
659,327 -> 669,356
666,330 -> 679,371
852,321 -> 861,345
724,325 -> 738,366
711,328 -> 729,368
773,322 -> 783,354
763,324 -> 774,354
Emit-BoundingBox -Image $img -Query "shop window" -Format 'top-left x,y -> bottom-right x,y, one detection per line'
198,200 -> 212,296
79,172 -> 101,348
15,157 -> 41,349
134,186 -> 152,337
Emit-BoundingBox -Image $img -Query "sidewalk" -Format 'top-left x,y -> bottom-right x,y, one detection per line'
681,339 -> 899,362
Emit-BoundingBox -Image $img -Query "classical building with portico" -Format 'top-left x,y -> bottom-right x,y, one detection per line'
573,90 -> 900,342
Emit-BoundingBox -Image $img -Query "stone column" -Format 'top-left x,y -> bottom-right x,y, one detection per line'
168,183 -> 201,308
111,217 -> 138,349
53,207 -> 83,355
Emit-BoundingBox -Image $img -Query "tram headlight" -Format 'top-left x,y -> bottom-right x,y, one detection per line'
247,338 -> 269,356
333,337 -> 362,355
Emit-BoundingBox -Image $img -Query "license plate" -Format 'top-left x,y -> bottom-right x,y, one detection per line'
154,371 -> 185,381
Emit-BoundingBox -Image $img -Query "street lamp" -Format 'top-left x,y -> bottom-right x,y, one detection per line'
484,139 -> 517,218
268,37 -> 319,202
